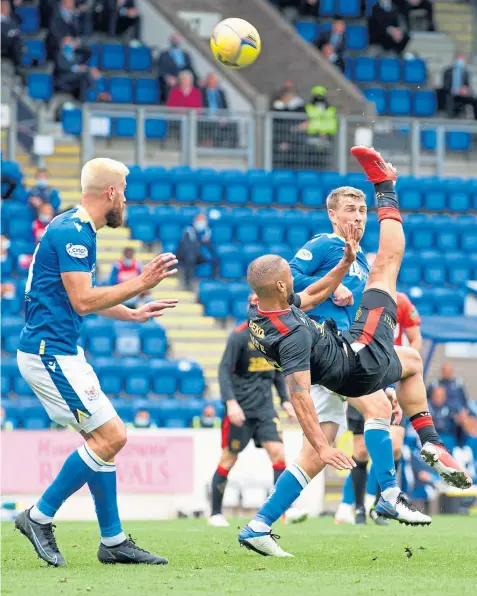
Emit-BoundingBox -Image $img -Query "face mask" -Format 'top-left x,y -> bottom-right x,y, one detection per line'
455,59 -> 465,67
194,221 -> 207,232
63,44 -> 74,56
39,215 -> 52,224
36,178 -> 48,188
134,417 -> 150,428
200,416 -> 215,428
123,258 -> 133,267
170,40 -> 181,49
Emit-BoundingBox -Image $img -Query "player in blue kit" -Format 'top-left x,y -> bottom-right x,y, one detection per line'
15,158 -> 178,567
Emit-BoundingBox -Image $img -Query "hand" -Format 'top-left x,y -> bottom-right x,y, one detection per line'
282,401 -> 297,422
332,283 -> 354,307
127,8 -> 137,17
227,400 -> 245,427
29,196 -> 42,208
133,299 -> 178,323
459,86 -> 469,96
385,387 -> 402,425
166,75 -> 177,87
318,445 -> 356,471
140,253 -> 178,290
342,222 -> 359,266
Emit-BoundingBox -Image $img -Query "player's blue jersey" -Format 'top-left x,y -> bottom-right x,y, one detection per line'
18,206 -> 97,356
289,233 -> 369,331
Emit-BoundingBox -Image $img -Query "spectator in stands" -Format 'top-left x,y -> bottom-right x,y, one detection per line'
33,203 -> 54,244
199,73 -> 238,147
27,168 -> 61,212
271,81 -> 305,112
1,170 -> 18,199
437,53 -> 477,120
158,34 -> 197,99
313,18 -> 346,67
368,0 -> 411,56
201,73 -> 228,113
53,36 -> 105,102
109,247 -> 151,308
428,385 -> 459,445
1,0 -> 23,73
192,404 -> 221,429
75,0 -> 94,37
299,0 -> 319,17
394,0 -> 436,32
46,0 -> 80,59
105,0 -> 141,42
166,70 -> 203,110
1,406 -> 15,431
320,43 -> 345,73
177,213 -> 219,290
1,234 -> 11,266
132,410 -> 156,429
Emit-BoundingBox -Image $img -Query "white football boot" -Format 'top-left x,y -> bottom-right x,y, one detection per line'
208,514 -> 230,527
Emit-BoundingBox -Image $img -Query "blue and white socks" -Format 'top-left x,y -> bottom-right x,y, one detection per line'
88,462 -> 126,547
249,463 -> 310,531
364,418 -> 400,505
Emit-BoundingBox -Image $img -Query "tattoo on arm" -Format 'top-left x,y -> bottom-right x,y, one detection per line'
286,371 -> 311,393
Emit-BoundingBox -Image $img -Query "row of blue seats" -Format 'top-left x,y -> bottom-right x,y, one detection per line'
62,109 -> 168,138
348,57 -> 427,85
273,0 -> 368,18
2,397 -> 223,429
363,88 -> 436,117
296,22 -> 368,50
28,73 -> 160,104
2,357 -> 206,398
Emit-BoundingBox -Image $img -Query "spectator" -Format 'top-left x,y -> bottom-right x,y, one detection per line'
1,406 -> 15,431
394,0 -> 436,32
201,73 -> 228,113
158,34 -> 197,99
105,0 -> 141,42
131,409 -> 156,429
298,85 -> 338,137
75,0 -> 93,37
33,203 -> 54,244
314,18 -> 346,63
271,81 -> 305,112
176,213 -> 219,290
368,0 -> 411,56
1,0 -> 23,73
428,385 -> 459,445
46,0 -> 80,59
437,53 -> 477,120
199,73 -> 238,147
109,247 -> 150,308
320,43 -> 345,73
166,70 -> 202,110
54,36 -> 105,102
192,404 -> 221,429
27,168 -> 61,212
1,234 -> 11,265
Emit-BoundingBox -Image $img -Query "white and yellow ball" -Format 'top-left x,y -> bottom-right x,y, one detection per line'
210,18 -> 261,69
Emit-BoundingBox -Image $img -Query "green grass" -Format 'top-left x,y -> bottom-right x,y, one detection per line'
2,516 -> 477,595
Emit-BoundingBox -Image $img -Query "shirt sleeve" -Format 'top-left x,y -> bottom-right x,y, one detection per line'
289,235 -> 329,292
273,371 -> 290,403
53,224 -> 94,274
218,331 -> 244,403
401,294 -> 421,328
277,326 -> 313,377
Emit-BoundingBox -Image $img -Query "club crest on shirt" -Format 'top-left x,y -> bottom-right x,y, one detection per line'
85,386 -> 100,401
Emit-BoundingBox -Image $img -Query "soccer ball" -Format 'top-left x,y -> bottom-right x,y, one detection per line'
210,18 -> 261,69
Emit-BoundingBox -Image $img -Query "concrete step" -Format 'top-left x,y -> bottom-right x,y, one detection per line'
167,329 -> 228,341
173,341 -> 225,355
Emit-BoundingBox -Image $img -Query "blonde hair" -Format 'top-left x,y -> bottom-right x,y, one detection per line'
326,186 -> 366,211
80,158 -> 129,193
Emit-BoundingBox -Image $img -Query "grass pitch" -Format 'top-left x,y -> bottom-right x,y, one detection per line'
2,516 -> 477,596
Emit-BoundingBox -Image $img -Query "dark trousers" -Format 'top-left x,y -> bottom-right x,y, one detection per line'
1,36 -> 23,70
55,72 -> 92,102
376,31 -> 410,55
397,0 -> 435,31
109,12 -> 141,40
182,246 -> 219,289
448,94 -> 477,120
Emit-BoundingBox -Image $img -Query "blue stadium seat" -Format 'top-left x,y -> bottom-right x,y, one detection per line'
154,398 -> 184,426
236,222 -> 260,243
242,244 -> 266,265
262,222 -> 285,244
295,21 -> 318,43
7,218 -> 33,240
447,131 -> 471,152
1,253 -> 14,276
145,118 -> 168,139
354,57 -> 377,83
219,252 -> 244,280
62,108 -> 82,135
346,25 -> 368,50
398,253 -> 421,286
22,39 -> 46,67
101,44 -> 126,70
421,252 -> 446,285
276,185 -> 298,206
201,182 -> 223,203
135,78 -> 160,104
17,6 -> 39,33
150,181 -> 172,202
460,225 -> 477,252
301,186 -> 325,207
338,0 -> 360,16
421,129 -> 436,151
115,117 -> 137,138
176,182 -> 198,203
125,179 -> 146,201
250,183 -> 273,206
448,190 -> 470,212
413,91 -> 436,117
320,0 -> 336,16
445,252 -> 471,285
270,170 -> 295,186
403,59 -> 427,85
157,221 -> 182,245
178,361 -> 205,396
435,224 -> 459,252
84,322 -> 116,356
123,359 -> 150,396
344,56 -> 354,79
109,77 -> 133,103
225,183 -> 248,205
108,398 -> 133,423
127,46 -> 152,72
87,43 -> 99,67
129,216 -> 156,242
210,219 -> 233,243
399,187 -> 421,210
286,224 -> 310,247
228,281 -> 251,302
423,187 -> 446,211
378,58 -> 401,83
363,88 -> 386,115
27,73 -> 53,101
13,376 -> 34,397
204,296 -> 230,318
2,316 -> 23,354
199,280 -> 225,304
150,360 -> 179,395
115,325 -> 141,357
127,203 -> 150,217
388,89 -> 411,116
94,358 -> 123,395
433,287 -> 464,316
87,76 -> 107,101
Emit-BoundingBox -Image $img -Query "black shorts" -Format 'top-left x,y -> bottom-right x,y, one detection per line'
346,404 -> 407,436
221,415 -> 282,454
341,289 -> 403,398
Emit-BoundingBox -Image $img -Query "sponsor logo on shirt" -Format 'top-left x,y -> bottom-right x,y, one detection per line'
296,248 -> 312,260
66,243 -> 88,258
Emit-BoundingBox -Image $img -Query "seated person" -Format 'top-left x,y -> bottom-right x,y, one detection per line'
271,81 -> 305,112
46,0 -> 79,60
199,73 -> 238,147
313,18 -> 346,62
192,405 -> 221,429
176,214 -> 218,290
201,73 -> 228,112
27,168 -> 61,212
158,34 -> 197,99
368,0 -> 411,56
105,0 -> 141,42
437,54 -> 477,120
1,0 -> 23,72
321,43 -> 345,74
109,247 -> 150,308
166,70 -> 202,109
33,203 -> 54,244
394,0 -> 436,32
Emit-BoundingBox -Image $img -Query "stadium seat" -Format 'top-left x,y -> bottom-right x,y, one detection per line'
236,222 -> 260,244
145,118 -> 168,139
421,252 -> 446,285
178,361 -> 205,396
346,25 -> 368,51
421,129 -> 436,151
363,88 -> 386,115
150,360 -> 179,395
135,78 -> 160,104
225,183 -> 248,205
286,224 -> 311,247
115,326 -> 141,357
276,185 -> 298,206
338,0 -> 360,17
445,252 -> 471,285
242,244 -> 266,265
295,21 -> 318,43
123,359 -> 150,396
460,225 -> 477,252
301,186 -> 325,207
27,73 -> 53,101
150,181 -> 172,202
109,77 -> 133,103
354,57 -> 377,83
127,46 -> 152,72
250,183 -> 274,206
204,296 -> 230,318
388,89 -> 411,115
115,117 -> 137,138
110,398 -> 134,423
13,376 -> 35,397
7,218 -> 33,240
403,59 -> 427,85
413,91 -> 436,117
17,6 -> 39,33
399,187 -> 421,211
176,182 -> 198,203
129,217 -> 156,242
398,253 -> 421,286
448,190 -> 470,212
409,222 -> 434,250
262,222 -> 285,244
433,287 -> 464,316
62,108 -> 82,136
95,358 -> 123,395
201,182 -> 223,203
377,58 -> 401,84
435,224 -> 459,252
22,39 -> 46,67
319,0 -> 336,16
423,188 -> 446,211
101,44 -> 126,70
447,131 -> 471,152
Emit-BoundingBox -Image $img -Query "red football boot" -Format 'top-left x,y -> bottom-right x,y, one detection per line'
350,146 -> 397,184
420,443 -> 473,490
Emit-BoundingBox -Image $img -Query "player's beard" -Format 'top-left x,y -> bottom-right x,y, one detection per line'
105,205 -> 123,228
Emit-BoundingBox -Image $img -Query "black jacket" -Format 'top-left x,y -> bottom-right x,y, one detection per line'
54,45 -> 92,77
314,30 -> 346,55
158,48 -> 196,80
442,65 -> 471,94
201,87 -> 228,109
368,3 -> 401,43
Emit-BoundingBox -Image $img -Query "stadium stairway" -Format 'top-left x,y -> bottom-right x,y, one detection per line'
434,0 -> 474,56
